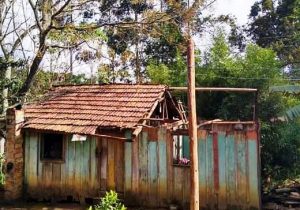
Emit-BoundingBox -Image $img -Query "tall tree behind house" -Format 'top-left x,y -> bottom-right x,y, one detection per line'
248,0 -> 300,70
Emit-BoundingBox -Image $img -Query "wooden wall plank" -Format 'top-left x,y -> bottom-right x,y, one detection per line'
67,137 -> 76,195
124,141 -> 132,200
166,130 -> 174,204
198,130 -> 207,208
82,139 -> 90,195
206,134 -> 214,209
226,134 -> 236,208
248,137 -> 259,208
42,162 -> 53,199
115,141 -> 124,193
148,141 -> 158,207
28,133 -> 38,194
36,133 -> 43,196
100,138 -> 108,192
107,140 -> 116,190
138,131 -> 148,205
74,141 -> 83,197
24,132 -> 30,191
90,137 -> 98,195
60,135 -> 68,196
218,133 -> 226,210
158,127 -> 167,206
131,137 -> 139,196
52,163 -> 61,197
173,167 -> 183,202
183,166 -> 190,208
236,133 -> 247,208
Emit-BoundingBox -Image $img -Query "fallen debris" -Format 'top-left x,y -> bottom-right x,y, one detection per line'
264,178 -> 300,208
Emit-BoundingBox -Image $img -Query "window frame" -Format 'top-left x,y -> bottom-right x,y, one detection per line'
40,133 -> 65,163
172,134 -> 190,167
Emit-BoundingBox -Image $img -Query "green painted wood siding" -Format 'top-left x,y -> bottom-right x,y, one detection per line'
24,132 -> 126,202
124,125 -> 260,210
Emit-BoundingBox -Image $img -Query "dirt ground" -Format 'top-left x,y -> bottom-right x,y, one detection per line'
263,202 -> 300,210
0,202 -> 169,210
0,202 -> 86,210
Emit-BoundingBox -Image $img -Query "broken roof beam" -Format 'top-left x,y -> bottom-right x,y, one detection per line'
169,87 -> 257,92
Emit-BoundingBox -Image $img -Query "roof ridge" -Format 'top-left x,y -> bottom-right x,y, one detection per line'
52,83 -> 168,87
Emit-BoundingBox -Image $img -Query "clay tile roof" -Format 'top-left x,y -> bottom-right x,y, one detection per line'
24,84 -> 167,135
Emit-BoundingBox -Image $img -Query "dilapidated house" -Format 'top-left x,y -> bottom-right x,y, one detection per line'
3,84 -> 261,209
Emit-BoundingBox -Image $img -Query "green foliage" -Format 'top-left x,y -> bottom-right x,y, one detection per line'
197,31 -> 282,120
146,48 -> 187,87
249,0 -> 300,67
49,25 -> 107,44
284,105 -> 300,121
93,190 -> 126,210
270,85 -> 300,94
0,154 -> 5,187
147,61 -> 171,84
261,121 -> 300,181
270,85 -> 300,120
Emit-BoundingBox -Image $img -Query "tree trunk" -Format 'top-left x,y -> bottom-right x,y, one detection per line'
2,65 -> 11,115
17,44 -> 47,98
134,12 -> 141,84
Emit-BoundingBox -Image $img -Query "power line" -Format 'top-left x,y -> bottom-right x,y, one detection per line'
196,73 -> 300,81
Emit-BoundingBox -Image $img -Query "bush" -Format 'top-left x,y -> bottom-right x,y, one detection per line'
261,121 -> 300,181
92,190 -> 126,210
0,154 -> 5,187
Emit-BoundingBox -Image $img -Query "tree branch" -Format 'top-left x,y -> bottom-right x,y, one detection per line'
51,0 -> 72,19
0,18 -> 30,43
183,0 -> 207,23
49,41 -> 85,49
28,0 -> 42,31
10,24 -> 37,54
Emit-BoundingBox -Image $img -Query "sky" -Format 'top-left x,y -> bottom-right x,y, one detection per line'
197,0 -> 257,51
214,0 -> 257,25
0,0 -> 259,76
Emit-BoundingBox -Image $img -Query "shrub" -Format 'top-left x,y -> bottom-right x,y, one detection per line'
0,154 -> 5,187
92,190 -> 126,210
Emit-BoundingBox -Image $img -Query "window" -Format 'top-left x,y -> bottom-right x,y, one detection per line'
173,135 -> 190,166
41,133 -> 64,161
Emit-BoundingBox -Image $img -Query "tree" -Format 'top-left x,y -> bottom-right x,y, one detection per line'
248,0 -> 300,67
270,85 -> 300,121
195,32 -> 281,120
1,0 -> 192,111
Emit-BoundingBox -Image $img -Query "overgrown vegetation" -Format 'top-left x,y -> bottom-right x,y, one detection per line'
1,0 -> 300,188
90,190 -> 126,210
0,154 -> 5,187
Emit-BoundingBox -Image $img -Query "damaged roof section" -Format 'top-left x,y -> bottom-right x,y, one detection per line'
23,84 -> 181,135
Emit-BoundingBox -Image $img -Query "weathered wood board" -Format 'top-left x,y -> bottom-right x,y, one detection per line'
24,123 -> 260,210
24,132 -> 124,201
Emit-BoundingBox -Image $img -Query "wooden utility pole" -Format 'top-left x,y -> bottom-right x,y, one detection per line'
187,38 -> 199,210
